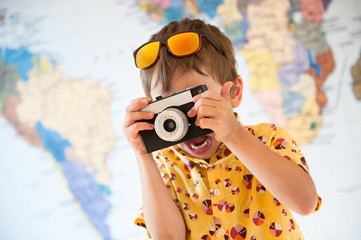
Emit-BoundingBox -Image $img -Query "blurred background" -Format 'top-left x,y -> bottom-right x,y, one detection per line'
0,0 -> 360,239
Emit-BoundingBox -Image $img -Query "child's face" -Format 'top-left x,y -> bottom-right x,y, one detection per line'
150,68 -> 226,160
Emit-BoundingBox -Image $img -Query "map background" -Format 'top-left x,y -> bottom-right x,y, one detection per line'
0,0 -> 360,239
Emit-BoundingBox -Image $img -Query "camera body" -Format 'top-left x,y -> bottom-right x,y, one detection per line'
139,85 -> 212,153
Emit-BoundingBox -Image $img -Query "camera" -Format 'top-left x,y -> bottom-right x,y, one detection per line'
139,85 -> 212,153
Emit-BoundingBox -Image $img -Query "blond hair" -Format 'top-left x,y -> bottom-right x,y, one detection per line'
139,18 -> 238,97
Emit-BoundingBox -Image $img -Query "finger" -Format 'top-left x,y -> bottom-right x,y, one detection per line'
195,105 -> 218,125
126,97 -> 153,112
123,111 -> 154,127
187,107 -> 197,118
194,97 -> 218,112
198,117 -> 218,130
194,90 -> 222,102
188,97 -> 217,117
197,105 -> 217,119
221,81 -> 233,101
127,122 -> 154,139
192,94 -> 202,103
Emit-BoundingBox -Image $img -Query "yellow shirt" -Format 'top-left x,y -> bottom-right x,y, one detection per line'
135,123 -> 321,239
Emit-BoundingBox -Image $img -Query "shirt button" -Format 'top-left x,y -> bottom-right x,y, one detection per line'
219,229 -> 226,235
214,189 -> 221,196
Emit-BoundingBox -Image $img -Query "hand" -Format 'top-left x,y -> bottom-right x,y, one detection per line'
187,82 -> 240,143
123,97 -> 155,155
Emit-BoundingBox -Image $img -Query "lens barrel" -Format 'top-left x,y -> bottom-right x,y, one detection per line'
154,108 -> 189,142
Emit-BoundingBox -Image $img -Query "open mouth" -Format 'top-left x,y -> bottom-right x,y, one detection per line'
185,135 -> 212,155
189,137 -> 209,150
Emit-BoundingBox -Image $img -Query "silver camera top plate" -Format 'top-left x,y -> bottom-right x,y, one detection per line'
141,89 -> 193,114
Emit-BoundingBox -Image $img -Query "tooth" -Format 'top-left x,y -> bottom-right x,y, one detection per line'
190,138 -> 208,150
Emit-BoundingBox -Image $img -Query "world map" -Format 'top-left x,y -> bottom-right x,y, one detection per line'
0,0 -> 360,240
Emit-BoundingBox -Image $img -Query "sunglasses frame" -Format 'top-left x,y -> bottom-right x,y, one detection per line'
133,30 -> 226,70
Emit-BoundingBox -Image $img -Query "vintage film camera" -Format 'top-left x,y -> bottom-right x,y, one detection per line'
139,85 -> 212,153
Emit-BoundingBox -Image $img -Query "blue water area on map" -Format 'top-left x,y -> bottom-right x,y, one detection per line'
0,47 -> 34,82
61,160 -> 112,240
35,121 -> 112,239
165,7 -> 183,22
159,0 -> 224,25
307,49 -> 321,77
98,183 -> 112,195
197,0 -> 223,18
35,122 -> 71,162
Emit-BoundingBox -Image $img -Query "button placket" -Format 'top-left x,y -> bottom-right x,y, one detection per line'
207,164 -> 227,240
215,159 -> 239,239
207,164 -> 221,200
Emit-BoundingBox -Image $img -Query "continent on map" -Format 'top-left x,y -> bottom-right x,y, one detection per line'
0,47 -> 116,239
351,51 -> 361,100
218,0 -> 335,145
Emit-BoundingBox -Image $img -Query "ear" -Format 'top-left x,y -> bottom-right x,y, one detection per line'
230,75 -> 243,108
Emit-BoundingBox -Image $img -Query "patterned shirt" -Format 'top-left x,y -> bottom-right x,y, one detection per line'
135,123 -> 322,239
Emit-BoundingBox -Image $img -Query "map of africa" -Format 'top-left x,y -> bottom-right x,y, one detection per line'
0,0 -> 360,240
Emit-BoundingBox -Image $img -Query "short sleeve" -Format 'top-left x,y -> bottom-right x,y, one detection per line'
268,125 -> 311,173
133,150 -> 180,237
256,124 -> 322,212
134,199 -> 151,238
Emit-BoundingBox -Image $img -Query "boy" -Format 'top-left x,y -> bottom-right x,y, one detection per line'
123,19 -> 321,240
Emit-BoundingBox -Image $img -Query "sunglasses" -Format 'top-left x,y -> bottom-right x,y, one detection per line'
133,30 -> 226,69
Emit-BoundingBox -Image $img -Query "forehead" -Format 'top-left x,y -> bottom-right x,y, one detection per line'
150,69 -> 222,99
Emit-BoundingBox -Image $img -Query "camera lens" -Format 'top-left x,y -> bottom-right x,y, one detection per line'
163,119 -> 176,132
154,108 -> 189,142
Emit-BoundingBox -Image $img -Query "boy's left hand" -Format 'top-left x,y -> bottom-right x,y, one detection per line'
187,82 -> 240,143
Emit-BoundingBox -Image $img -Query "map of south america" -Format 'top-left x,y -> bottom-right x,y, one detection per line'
0,47 -> 116,239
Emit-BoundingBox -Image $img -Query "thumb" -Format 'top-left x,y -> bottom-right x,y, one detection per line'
221,81 -> 233,100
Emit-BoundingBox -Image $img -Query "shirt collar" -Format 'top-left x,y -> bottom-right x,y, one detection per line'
169,140 -> 236,168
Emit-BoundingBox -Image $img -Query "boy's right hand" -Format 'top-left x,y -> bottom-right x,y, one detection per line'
123,97 -> 154,155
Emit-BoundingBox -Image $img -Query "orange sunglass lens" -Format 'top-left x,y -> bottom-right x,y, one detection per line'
135,41 -> 160,69
167,32 -> 200,56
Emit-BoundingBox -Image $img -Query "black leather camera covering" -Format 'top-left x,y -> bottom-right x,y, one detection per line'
139,85 -> 213,153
